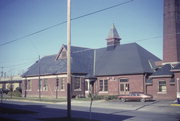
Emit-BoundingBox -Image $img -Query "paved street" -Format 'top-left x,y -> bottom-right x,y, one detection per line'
0,99 -> 179,121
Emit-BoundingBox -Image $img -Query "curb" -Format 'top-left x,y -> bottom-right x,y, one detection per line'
170,104 -> 180,106
5,99 -> 65,105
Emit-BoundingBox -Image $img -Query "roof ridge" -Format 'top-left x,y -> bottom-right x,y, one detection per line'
63,44 -> 92,49
95,42 -> 136,50
41,54 -> 57,58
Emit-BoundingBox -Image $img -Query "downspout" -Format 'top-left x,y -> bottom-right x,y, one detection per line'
93,49 -> 96,76
143,73 -> 147,94
93,49 -> 96,94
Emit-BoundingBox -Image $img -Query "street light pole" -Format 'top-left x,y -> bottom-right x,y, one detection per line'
67,0 -> 71,118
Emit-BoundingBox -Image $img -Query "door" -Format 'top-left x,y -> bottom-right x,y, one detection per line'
119,79 -> 129,95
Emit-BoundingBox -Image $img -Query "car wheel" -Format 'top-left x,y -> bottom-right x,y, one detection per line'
121,98 -> 126,102
140,98 -> 145,102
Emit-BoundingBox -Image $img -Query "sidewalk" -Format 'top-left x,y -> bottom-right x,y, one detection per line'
3,98 -> 179,114
0,99 -> 179,121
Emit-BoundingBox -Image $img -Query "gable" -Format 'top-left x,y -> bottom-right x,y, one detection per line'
150,64 -> 173,78
22,45 -> 94,77
56,44 -> 67,60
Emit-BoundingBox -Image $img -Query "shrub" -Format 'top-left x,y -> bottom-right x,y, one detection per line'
91,95 -> 105,100
15,87 -> 22,93
104,95 -> 118,101
7,89 -> 22,97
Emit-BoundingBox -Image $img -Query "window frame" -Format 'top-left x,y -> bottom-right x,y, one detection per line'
60,77 -> 65,91
158,80 -> 167,94
43,79 -> 48,91
74,77 -> 81,91
99,79 -> 108,92
26,80 -> 32,91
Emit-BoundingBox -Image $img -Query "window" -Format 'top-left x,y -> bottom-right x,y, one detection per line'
74,77 -> 81,90
120,79 -> 128,82
120,84 -> 124,91
99,80 -> 103,91
27,80 -> 32,90
125,84 -> 129,91
99,80 -> 108,92
55,77 -> 65,91
104,80 -> 108,91
39,79 -> 42,90
43,79 -> 48,91
56,78 -> 59,90
60,78 -> 65,90
159,81 -> 167,93
85,81 -> 89,91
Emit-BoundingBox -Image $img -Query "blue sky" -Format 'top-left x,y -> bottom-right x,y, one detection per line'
0,0 -> 163,76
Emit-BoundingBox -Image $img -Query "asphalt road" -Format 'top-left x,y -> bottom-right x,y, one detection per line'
0,100 -> 179,121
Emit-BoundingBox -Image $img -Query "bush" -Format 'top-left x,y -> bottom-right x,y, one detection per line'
89,95 -> 118,101
15,87 -> 22,93
92,95 -> 105,100
7,89 -> 22,97
1,89 -> 10,94
104,95 -> 118,101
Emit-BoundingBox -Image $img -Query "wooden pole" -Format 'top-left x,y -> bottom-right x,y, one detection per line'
24,77 -> 27,98
67,0 -> 71,118
38,55 -> 41,101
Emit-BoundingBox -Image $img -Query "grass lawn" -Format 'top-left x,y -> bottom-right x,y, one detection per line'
3,96 -> 67,103
39,117 -> 99,121
3,95 -> 94,103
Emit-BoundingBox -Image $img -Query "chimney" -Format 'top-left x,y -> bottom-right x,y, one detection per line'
163,0 -> 180,64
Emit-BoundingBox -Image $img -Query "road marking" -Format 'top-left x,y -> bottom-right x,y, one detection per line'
170,104 -> 180,106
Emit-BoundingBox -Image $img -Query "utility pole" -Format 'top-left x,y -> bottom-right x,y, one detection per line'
10,75 -> 13,99
67,0 -> 71,118
38,55 -> 41,101
56,77 -> 59,99
24,77 -> 27,98
1,67 -> 4,77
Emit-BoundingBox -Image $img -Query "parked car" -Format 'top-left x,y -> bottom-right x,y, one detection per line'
117,92 -> 153,102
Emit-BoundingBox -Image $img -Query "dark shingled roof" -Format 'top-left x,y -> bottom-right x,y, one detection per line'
22,46 -> 94,77
94,43 -> 160,76
172,64 -> 180,70
150,64 -> 173,78
23,43 -> 161,77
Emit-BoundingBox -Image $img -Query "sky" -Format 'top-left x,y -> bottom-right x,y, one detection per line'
0,0 -> 163,76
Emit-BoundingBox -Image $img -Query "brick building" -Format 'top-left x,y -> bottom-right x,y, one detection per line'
22,25 -> 160,98
146,0 -> 180,100
22,0 -> 180,100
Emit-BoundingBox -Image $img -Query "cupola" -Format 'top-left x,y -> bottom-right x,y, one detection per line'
106,24 -> 121,47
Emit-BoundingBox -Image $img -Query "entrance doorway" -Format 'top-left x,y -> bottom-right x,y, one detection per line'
119,79 -> 129,95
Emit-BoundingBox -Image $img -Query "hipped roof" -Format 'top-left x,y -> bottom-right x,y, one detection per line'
22,43 -> 161,77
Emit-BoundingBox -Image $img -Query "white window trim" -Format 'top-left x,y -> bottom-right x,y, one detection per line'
99,79 -> 108,92
74,77 -> 82,91
158,80 -> 167,94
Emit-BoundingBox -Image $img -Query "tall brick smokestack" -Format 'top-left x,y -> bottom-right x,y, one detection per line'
163,0 -> 180,64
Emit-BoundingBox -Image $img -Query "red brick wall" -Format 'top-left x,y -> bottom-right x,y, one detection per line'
147,78 -> 176,100
163,0 -> 180,62
22,76 -> 86,98
22,78 -> 67,98
94,74 -> 145,95
174,72 -> 180,92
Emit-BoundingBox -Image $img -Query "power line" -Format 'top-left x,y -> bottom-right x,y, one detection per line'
0,0 -> 133,47
72,32 -> 180,54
